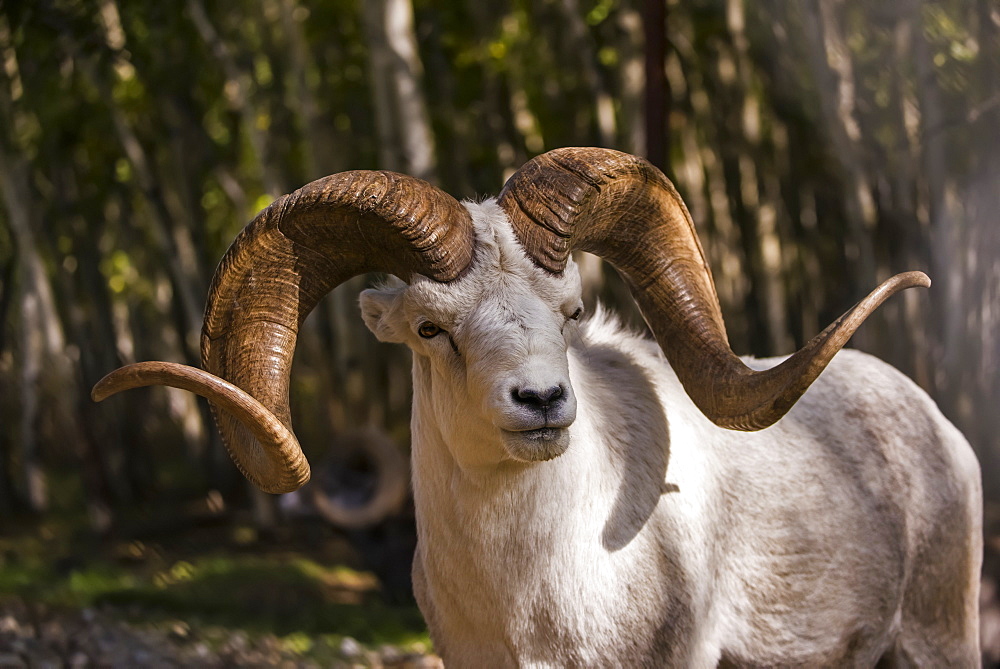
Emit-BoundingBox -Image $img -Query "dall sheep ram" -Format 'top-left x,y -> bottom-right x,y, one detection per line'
94,147 -> 982,666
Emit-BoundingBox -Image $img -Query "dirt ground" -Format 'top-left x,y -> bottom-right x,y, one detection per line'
4,582 -> 1000,667
0,598 -> 442,668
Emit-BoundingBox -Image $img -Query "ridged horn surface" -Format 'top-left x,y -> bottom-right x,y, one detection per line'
499,147 -> 929,430
94,171 -> 473,493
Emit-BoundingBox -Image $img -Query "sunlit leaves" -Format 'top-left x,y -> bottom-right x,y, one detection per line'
153,560 -> 197,589
114,158 -> 131,183
252,193 -> 274,214
923,2 -> 980,93
586,0 -> 617,26
253,54 -> 274,87
110,64 -> 145,106
203,105 -> 232,145
101,249 -> 138,295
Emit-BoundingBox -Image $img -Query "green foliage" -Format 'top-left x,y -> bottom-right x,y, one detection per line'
0,532 -> 429,649
95,555 -> 426,644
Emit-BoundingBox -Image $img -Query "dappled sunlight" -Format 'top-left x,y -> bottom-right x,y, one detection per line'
0,0 -> 995,663
1,515 -> 432,664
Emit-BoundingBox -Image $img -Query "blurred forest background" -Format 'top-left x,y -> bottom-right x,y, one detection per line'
0,0 -> 998,664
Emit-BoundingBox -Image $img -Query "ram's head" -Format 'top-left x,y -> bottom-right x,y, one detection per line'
93,148 -> 927,492
358,200 -> 585,465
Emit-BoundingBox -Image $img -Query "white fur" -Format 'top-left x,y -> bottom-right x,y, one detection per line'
360,200 -> 982,667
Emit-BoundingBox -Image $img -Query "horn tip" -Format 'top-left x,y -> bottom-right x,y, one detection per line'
891,270 -> 931,291
91,372 -> 119,403
255,467 -> 311,495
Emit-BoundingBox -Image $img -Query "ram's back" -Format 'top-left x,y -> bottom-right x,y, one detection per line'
742,348 -> 980,556
692,348 -> 982,665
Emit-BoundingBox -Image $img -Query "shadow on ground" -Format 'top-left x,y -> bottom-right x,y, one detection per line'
0,506 -> 434,667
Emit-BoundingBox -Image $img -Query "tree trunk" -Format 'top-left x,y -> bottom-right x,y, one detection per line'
800,0 -> 877,298
186,0 -> 288,195
0,254 -> 13,511
361,0 -> 437,181
643,0 -> 668,169
908,0 -> 954,398
617,8 -> 646,156
726,0 -> 790,354
0,152 -> 61,513
279,0 -> 340,179
557,0 -> 616,146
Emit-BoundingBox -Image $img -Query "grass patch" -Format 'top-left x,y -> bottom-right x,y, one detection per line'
0,514 -> 430,653
1,554 -> 427,648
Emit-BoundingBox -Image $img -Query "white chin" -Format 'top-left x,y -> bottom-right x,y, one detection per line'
501,428 -> 571,462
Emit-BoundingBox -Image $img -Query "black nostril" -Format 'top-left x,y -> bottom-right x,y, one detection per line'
512,385 -> 564,408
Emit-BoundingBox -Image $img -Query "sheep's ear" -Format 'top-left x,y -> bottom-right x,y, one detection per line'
360,287 -> 407,343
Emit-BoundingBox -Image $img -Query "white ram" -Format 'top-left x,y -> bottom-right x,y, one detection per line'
94,147 -> 982,666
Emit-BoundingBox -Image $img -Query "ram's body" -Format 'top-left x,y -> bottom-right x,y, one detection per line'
94,149 -> 982,667
365,202 -> 982,666
413,325 -> 981,666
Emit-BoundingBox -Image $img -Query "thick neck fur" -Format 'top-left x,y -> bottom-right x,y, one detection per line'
408,313 -> 696,666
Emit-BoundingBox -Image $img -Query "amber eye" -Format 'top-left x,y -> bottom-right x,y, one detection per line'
418,322 -> 442,338
569,307 -> 583,321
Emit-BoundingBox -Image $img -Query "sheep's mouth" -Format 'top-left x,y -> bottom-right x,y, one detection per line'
516,427 -> 563,441
501,427 -> 570,462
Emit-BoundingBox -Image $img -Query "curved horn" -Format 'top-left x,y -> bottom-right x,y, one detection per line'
94,171 -> 474,493
311,427 -> 409,529
498,147 -> 928,430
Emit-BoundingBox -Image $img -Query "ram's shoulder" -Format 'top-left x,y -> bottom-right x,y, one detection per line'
756,348 -> 973,472
577,305 -> 667,361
